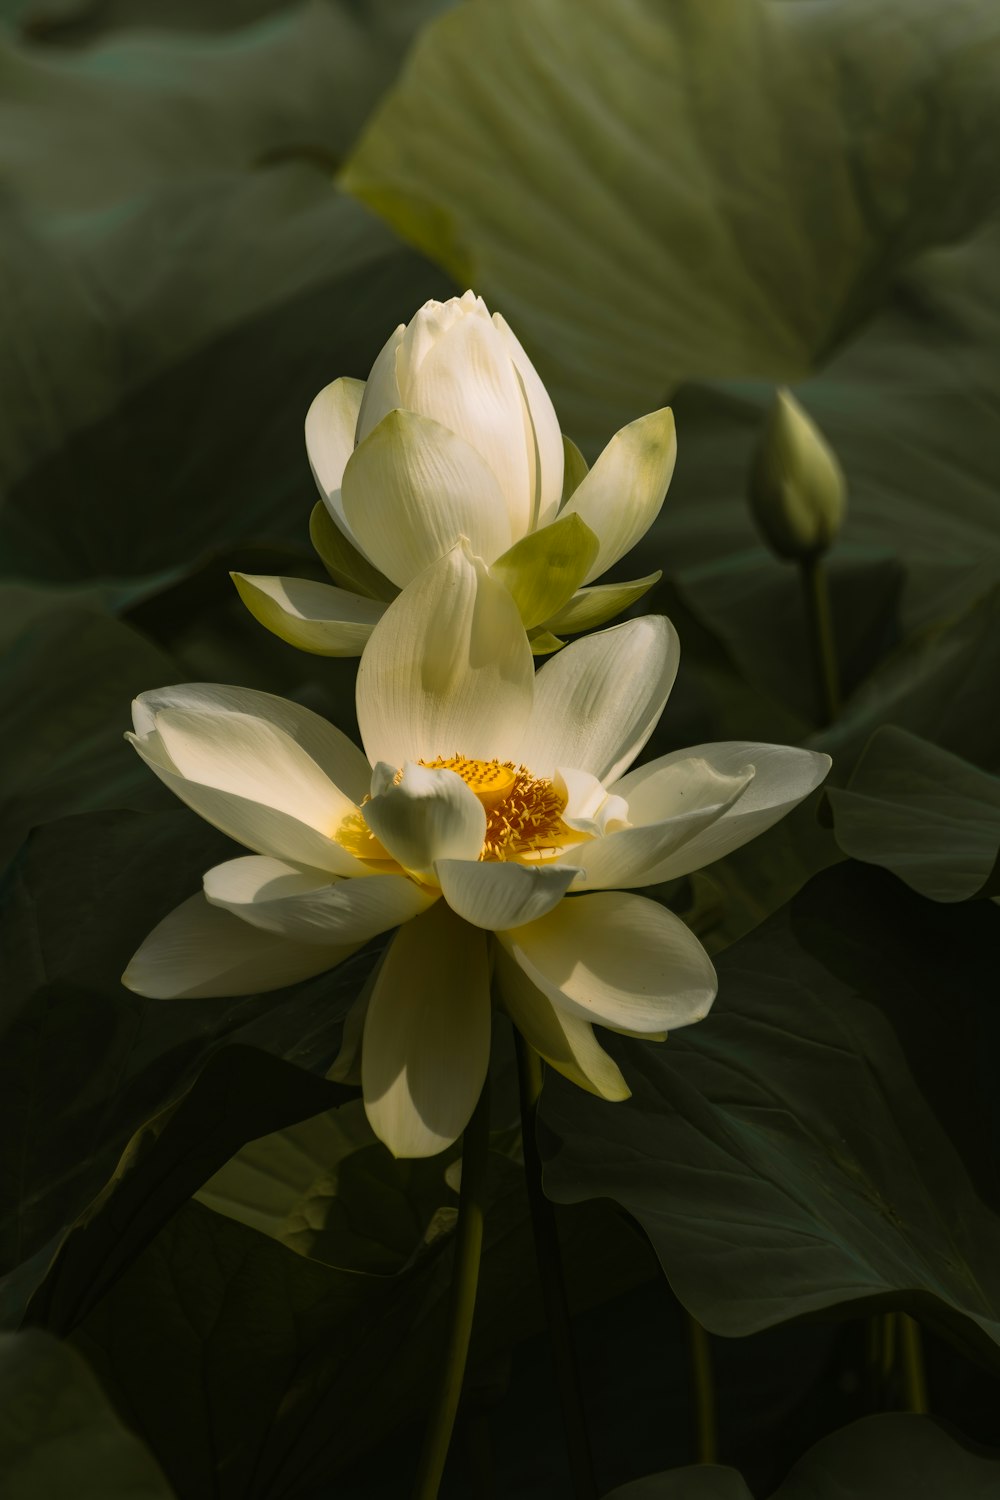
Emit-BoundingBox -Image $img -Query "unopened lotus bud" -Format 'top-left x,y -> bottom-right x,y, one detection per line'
749,389 -> 846,560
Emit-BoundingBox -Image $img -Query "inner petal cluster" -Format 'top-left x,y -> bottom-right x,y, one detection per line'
420,754 -> 573,862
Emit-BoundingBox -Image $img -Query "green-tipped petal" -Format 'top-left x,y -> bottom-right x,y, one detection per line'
527,629 -> 565,656
490,512 -> 599,629
232,572 -> 385,657
562,408 -> 676,582
309,501 -> 398,602
560,433 -> 589,503
545,571 -> 661,636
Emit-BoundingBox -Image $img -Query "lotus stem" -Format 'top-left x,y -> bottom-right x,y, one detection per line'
800,553 -> 840,726
514,1033 -> 598,1500
687,1312 -> 718,1463
412,1076 -> 491,1500
899,1314 -> 928,1414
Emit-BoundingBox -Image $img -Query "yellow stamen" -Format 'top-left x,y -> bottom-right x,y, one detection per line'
420,755 -> 571,861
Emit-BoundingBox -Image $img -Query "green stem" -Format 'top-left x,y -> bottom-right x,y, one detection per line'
899,1314 -> 928,1414
800,552 -> 840,726
687,1313 -> 717,1463
412,1078 -> 491,1500
515,1034 -> 598,1500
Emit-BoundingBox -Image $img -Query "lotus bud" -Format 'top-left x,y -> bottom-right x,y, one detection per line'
749,389 -> 846,560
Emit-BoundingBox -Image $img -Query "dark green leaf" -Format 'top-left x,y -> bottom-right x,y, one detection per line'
0,808 -> 375,1289
605,1414 -> 1000,1499
828,726 -> 1000,901
344,0 -> 1000,443
541,863 -> 1000,1360
0,1329 -> 174,1498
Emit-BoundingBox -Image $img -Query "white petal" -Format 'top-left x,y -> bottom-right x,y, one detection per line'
612,742 -> 832,881
356,541 -> 534,768
203,855 -> 436,943
363,762 -> 486,882
555,767 -> 630,836
405,310 -> 532,537
362,902 -> 491,1157
122,893 -> 355,999
499,892 -> 717,1034
305,377 -> 365,528
132,683 -> 372,804
516,617 -> 679,783
492,311 -> 564,530
494,945 -> 629,1100
562,408 -> 676,583
341,410 -> 513,587
355,324 -> 403,442
436,858 -> 578,929
127,728 -> 364,877
561,762 -> 755,890
232,573 -> 384,657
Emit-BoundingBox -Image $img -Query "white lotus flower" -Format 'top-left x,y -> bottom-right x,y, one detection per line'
125,545 -> 830,1158
233,290 -> 672,658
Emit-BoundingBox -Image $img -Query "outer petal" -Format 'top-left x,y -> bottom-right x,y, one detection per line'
310,502 -> 397,602
305,376 -> 365,528
612,742 -> 832,882
132,683 -> 372,804
354,324 -> 404,442
362,902 -> 491,1158
203,855 -> 436,943
356,542 -> 534,768
232,573 -> 384,657
499,892 -> 717,1034
436,858 -> 578,930
516,616 -> 679,783
489,513 -> 599,630
560,763 -> 755,890
405,311 -> 532,537
129,732 -> 365,877
341,410 -> 513,586
363,762 -> 486,882
545,573 -> 661,636
122,893 -> 355,999
494,945 -> 629,1100
492,311 -> 564,529
562,408 -> 676,583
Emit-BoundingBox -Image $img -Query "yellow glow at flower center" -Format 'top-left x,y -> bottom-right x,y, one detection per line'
421,755 -> 569,861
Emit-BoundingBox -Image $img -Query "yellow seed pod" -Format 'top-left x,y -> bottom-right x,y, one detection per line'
749,389 -> 846,561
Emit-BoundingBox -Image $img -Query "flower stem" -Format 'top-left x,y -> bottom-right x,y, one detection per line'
687,1313 -> 717,1463
412,1076 -> 491,1500
899,1314 -> 928,1414
800,553 -> 840,726
514,1034 -> 598,1500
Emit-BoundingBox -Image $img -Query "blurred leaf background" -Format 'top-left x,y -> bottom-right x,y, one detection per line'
2,0 -> 999,1495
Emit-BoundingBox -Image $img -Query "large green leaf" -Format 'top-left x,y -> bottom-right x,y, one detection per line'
71,1176 -> 647,1497
0,1329 -> 174,1499
828,726 -> 1000,901
28,1047 -> 352,1337
0,603 -> 176,868
0,6 -> 453,586
343,0 -> 1000,444
539,863 -> 1000,1359
196,1097 -> 463,1275
0,807 -> 375,1292
606,1414 -> 1000,1499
